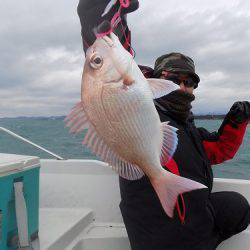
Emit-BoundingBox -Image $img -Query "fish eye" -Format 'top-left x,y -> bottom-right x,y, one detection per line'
90,54 -> 103,70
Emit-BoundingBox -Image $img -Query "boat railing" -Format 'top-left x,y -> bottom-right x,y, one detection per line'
0,127 -> 64,160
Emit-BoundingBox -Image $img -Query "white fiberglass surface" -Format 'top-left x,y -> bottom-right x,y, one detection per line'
39,160 -> 250,250
73,238 -> 130,250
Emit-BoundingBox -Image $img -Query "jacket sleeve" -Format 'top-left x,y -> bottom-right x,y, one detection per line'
197,121 -> 248,165
139,65 -> 154,78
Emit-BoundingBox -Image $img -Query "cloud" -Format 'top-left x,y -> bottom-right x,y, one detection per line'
130,0 -> 250,114
0,0 -> 250,117
0,46 -> 83,117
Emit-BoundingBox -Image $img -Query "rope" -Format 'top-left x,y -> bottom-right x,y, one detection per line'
96,0 -> 135,57
120,0 -> 130,8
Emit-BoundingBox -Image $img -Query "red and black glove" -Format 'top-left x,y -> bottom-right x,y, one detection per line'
219,101 -> 250,134
227,101 -> 250,124
77,0 -> 139,53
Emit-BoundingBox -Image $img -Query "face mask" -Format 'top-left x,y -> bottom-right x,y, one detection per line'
154,90 -> 195,123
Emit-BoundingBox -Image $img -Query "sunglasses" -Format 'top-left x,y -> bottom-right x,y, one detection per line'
179,75 -> 197,88
161,71 -> 197,88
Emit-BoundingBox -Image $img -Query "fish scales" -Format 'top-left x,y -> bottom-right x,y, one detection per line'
83,80 -> 160,170
66,33 -> 207,218
102,84 -> 161,168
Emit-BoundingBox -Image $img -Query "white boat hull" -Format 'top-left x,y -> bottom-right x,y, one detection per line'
39,159 -> 250,250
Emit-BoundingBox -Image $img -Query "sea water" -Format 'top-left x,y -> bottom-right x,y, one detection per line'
0,117 -> 249,179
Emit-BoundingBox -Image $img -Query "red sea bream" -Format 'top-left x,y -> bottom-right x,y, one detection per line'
66,33 -> 206,217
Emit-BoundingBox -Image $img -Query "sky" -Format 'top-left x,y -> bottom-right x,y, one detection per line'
0,0 -> 249,117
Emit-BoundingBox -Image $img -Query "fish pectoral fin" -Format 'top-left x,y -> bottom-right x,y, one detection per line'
160,122 -> 178,164
83,125 -> 144,180
65,101 -> 90,134
147,78 -> 179,99
151,171 -> 207,218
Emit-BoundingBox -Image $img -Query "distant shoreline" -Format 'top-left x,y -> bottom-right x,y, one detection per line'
194,115 -> 225,120
0,115 -> 226,120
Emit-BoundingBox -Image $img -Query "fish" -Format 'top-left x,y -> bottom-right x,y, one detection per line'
65,33 -> 207,218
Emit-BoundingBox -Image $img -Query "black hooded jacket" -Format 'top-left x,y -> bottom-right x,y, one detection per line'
119,101 -> 249,250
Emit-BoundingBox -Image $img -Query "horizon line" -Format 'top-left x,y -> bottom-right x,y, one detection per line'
0,114 -> 226,119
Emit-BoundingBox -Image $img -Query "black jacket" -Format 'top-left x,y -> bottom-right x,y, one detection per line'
119,109 -> 249,250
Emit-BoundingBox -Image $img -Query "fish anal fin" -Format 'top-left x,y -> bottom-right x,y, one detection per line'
83,126 -> 144,180
147,78 -> 179,99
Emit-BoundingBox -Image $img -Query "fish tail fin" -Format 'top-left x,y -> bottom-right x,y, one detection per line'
151,171 -> 207,218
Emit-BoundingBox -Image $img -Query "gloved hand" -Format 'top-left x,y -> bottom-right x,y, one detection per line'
102,0 -> 139,16
218,101 -> 249,134
227,101 -> 250,124
78,0 -> 139,53
98,0 -> 139,56
121,0 -> 140,15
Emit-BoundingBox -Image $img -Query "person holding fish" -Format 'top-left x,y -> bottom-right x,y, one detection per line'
73,1 -> 250,249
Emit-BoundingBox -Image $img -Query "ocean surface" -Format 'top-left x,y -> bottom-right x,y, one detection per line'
0,117 -> 249,180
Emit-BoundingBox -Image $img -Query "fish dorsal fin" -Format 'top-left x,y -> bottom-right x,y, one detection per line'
160,122 -> 178,165
147,78 -> 179,99
65,102 -> 90,134
82,125 -> 144,180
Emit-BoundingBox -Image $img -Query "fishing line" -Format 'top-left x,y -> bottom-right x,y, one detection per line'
96,0 -> 136,57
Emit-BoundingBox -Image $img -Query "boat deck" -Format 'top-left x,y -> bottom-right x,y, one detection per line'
1,156 -> 249,249
35,208 -> 249,250
35,159 -> 250,250
32,207 -> 129,249
37,208 -> 93,249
